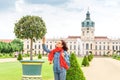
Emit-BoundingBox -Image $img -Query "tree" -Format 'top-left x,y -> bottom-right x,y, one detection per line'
66,53 -> 86,80
14,15 -> 47,60
11,39 -> 24,52
0,42 -> 12,53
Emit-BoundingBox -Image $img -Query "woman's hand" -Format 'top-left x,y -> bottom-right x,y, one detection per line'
42,37 -> 46,44
49,61 -> 53,64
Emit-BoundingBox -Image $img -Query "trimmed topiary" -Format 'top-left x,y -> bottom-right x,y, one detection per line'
82,56 -> 89,67
66,53 -> 86,80
88,54 -> 92,62
17,53 -> 23,60
88,53 -> 94,62
9,53 -> 13,57
90,53 -> 94,60
38,53 -> 42,59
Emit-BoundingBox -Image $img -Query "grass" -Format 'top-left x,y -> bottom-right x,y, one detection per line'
0,61 -> 22,80
0,57 -> 83,80
0,54 -> 14,59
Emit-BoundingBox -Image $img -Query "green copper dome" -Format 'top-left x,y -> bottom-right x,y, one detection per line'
82,11 -> 95,27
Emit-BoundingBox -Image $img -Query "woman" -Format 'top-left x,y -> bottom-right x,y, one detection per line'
42,37 -> 70,80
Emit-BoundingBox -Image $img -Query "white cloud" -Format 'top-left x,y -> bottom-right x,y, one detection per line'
15,0 -> 25,13
0,0 -> 120,39
0,12 -> 17,39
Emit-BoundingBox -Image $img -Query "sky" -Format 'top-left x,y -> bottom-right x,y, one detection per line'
0,0 -> 120,39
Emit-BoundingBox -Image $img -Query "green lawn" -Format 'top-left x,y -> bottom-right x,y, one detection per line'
0,61 -> 22,80
0,57 -> 83,80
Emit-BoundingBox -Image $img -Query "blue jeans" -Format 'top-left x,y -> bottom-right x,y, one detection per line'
54,71 -> 66,80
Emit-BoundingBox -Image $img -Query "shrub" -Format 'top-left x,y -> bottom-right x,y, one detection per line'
9,53 -> 13,57
88,54 -> 92,62
0,54 -> 3,57
17,53 -> 23,60
23,53 -> 30,57
38,53 -> 42,59
66,53 -> 86,80
82,56 -> 89,67
112,54 -> 117,59
91,53 -> 94,60
88,53 -> 94,61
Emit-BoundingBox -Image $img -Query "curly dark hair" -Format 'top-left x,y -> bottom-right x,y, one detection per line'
61,40 -> 68,51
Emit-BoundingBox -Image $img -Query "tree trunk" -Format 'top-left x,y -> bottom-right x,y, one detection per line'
30,39 -> 33,60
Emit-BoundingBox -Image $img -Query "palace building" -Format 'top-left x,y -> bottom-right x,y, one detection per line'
23,11 -> 120,56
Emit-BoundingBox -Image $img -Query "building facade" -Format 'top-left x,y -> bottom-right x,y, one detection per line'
23,11 -> 120,56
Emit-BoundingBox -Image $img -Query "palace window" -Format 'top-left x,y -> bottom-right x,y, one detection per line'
95,45 -> 97,50
70,45 -> 72,50
116,46 -> 118,50
90,44 -> 92,50
50,45 -> 52,49
74,45 -> 76,50
108,46 -> 109,50
99,45 -> 101,50
86,43 -> 89,50
39,45 -> 41,49
112,46 -> 114,50
83,31 -> 85,36
87,28 -> 89,30
27,45 -> 29,49
38,51 -> 40,54
35,45 -> 37,49
103,46 -> 105,50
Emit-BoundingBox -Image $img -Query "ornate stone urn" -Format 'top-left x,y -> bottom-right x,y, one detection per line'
20,60 -> 45,80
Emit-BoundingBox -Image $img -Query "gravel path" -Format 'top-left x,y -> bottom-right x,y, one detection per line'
82,57 -> 120,80
0,58 -> 17,62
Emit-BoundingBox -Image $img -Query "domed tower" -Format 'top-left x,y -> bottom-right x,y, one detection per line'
81,11 -> 95,41
81,11 -> 95,55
